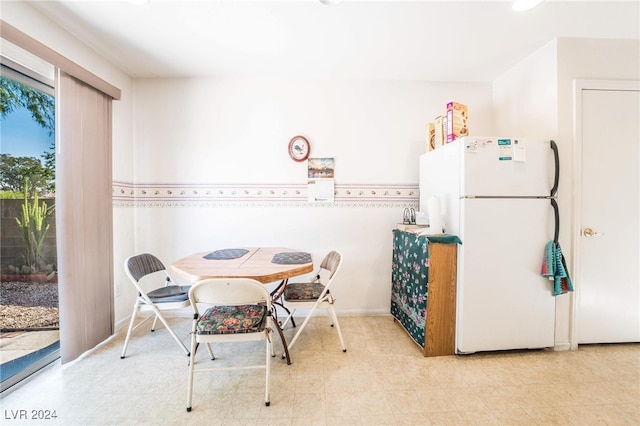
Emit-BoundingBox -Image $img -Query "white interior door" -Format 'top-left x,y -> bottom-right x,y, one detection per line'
575,80 -> 640,344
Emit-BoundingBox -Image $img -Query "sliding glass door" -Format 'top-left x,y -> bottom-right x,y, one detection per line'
0,57 -> 59,392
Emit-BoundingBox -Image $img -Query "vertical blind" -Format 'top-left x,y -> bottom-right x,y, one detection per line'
2,20 -> 120,363
56,70 -> 114,363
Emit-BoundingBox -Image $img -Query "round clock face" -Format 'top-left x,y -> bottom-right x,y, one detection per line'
288,136 -> 310,162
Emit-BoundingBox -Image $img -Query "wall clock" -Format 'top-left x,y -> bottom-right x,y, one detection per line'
288,135 -> 310,162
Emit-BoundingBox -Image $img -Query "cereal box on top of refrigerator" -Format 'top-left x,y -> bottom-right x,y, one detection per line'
446,101 -> 468,143
434,115 -> 446,148
426,122 -> 436,151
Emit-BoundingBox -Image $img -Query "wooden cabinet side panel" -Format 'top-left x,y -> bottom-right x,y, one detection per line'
424,243 -> 458,356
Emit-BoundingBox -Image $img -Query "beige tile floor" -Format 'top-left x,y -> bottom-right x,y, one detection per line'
1,315 -> 638,426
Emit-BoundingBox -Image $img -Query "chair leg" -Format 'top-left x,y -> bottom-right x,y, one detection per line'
264,330 -> 271,407
186,333 -> 198,412
120,304 -> 139,359
327,305 -> 346,352
286,296 -> 324,353
150,306 -> 190,356
279,307 -> 297,330
273,301 -> 297,329
286,309 -> 316,352
205,343 -> 215,360
266,326 -> 275,358
151,313 -> 159,332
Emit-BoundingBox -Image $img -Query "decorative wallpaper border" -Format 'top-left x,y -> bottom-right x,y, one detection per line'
113,181 -> 419,208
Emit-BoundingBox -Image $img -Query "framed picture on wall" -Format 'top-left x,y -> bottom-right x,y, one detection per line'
307,157 -> 335,178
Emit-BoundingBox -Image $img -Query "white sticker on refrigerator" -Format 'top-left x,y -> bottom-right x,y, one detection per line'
498,139 -> 512,161
513,142 -> 526,162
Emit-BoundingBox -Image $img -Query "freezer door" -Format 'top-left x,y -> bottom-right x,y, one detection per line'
461,137 -> 556,197
456,198 -> 556,353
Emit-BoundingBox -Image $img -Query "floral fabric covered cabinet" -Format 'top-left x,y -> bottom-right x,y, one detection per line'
390,229 -> 459,356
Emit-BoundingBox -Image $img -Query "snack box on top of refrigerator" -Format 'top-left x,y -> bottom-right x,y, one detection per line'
426,122 -> 436,151
446,101 -> 468,143
434,115 -> 446,148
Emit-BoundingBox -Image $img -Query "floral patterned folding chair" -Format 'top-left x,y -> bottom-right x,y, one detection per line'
279,250 -> 346,354
186,278 -> 274,411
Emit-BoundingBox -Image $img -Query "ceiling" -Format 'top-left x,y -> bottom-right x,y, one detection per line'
25,0 -> 640,81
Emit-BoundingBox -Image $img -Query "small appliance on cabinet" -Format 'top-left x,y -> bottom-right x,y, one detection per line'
419,136 -> 560,354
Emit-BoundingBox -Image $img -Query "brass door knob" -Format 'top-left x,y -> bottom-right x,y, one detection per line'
582,228 -> 603,237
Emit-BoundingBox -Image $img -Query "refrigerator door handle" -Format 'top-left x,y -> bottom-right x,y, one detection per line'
550,140 -> 559,197
551,198 -> 559,244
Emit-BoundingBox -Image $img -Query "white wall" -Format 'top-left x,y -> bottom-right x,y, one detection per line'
130,77 -> 493,320
493,39 -> 558,138
492,37 -> 640,350
133,78 -> 492,183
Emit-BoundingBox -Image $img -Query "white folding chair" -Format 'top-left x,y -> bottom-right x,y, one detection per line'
121,253 -> 191,358
186,278 -> 274,411
280,250 -> 346,353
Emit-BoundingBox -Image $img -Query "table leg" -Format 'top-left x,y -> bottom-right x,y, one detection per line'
270,279 -> 296,328
272,312 -> 292,365
270,279 -> 293,364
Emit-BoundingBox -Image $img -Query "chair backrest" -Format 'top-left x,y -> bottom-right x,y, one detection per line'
319,250 -> 342,285
189,278 -> 272,313
125,253 -> 166,282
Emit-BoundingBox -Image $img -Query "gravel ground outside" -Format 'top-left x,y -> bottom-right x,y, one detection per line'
0,282 -> 59,330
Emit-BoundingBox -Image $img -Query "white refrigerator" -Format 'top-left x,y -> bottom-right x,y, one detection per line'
419,136 -> 560,354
